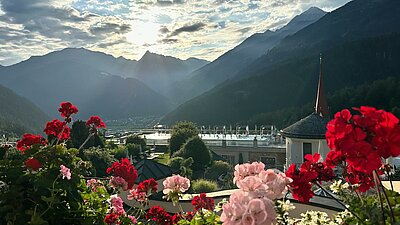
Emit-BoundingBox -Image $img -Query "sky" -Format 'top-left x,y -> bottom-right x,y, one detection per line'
0,0 -> 351,66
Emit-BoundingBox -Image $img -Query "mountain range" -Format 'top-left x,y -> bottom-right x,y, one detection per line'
167,7 -> 327,103
2,0 -> 400,133
0,49 -> 208,120
162,0 -> 400,126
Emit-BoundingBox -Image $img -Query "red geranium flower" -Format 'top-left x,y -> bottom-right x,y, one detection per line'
324,106 -> 400,192
146,206 -> 172,224
325,150 -> 344,168
106,158 -> 137,190
24,158 -> 42,171
301,153 -> 335,182
58,102 -> 78,122
171,213 -> 183,224
285,164 -> 315,203
185,211 -> 195,221
44,119 -> 70,140
16,134 -> 47,153
285,154 -> 334,203
136,178 -> 158,195
104,213 -> 120,225
86,116 -> 106,128
345,167 -> 375,193
191,193 -> 214,211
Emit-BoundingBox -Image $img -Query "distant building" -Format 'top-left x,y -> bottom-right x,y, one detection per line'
281,56 -> 330,168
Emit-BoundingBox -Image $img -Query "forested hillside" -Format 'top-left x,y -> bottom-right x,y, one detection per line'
0,84 -> 49,136
162,33 -> 400,125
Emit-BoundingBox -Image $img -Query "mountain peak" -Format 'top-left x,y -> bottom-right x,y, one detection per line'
140,50 -> 163,61
302,7 -> 326,16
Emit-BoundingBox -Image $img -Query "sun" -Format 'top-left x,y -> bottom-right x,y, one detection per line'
126,21 -> 160,46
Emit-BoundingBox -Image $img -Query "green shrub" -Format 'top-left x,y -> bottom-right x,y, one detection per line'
83,147 -> 114,177
126,143 -> 141,158
168,156 -> 193,178
191,179 -> 218,193
205,160 -> 232,180
125,134 -> 147,151
174,136 -> 211,171
112,146 -> 128,160
169,121 -> 199,155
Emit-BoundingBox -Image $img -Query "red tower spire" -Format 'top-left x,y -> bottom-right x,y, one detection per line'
315,54 -> 329,118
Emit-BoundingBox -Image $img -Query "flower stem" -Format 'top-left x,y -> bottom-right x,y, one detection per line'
388,172 -> 394,191
373,171 -> 386,224
315,182 -> 366,225
375,170 -> 395,223
40,176 -> 59,217
78,133 -> 93,151
55,123 -> 67,146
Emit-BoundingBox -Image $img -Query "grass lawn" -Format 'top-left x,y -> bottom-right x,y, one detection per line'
154,152 -> 170,165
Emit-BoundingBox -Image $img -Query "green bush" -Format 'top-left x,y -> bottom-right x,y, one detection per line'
126,143 -> 141,158
205,160 -> 232,180
174,136 -> 211,171
169,121 -> 199,155
125,134 -> 147,151
70,120 -> 104,149
83,147 -> 114,177
191,179 -> 218,193
112,146 -> 128,160
168,156 -> 194,178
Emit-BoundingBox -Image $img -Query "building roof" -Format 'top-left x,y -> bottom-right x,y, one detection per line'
280,113 -> 329,139
134,159 -> 179,183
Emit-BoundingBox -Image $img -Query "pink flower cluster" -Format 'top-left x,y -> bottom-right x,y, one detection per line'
222,162 -> 292,225
233,162 -> 265,185
109,194 -> 125,215
60,164 -> 71,180
86,179 -> 105,192
221,191 -> 276,225
109,176 -> 128,191
104,195 -> 135,225
233,162 -> 292,200
163,175 -> 190,195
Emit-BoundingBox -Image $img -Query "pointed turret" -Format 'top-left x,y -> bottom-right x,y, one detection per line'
315,54 -> 329,118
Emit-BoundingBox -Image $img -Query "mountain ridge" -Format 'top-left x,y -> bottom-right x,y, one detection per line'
162,0 -> 400,125
167,7 -> 327,104
0,58 -> 174,120
0,84 -> 49,136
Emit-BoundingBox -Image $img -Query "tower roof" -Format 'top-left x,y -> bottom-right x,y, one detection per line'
315,54 -> 329,118
281,113 -> 329,139
281,55 -> 330,139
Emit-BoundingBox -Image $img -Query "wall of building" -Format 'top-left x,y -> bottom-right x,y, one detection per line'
286,137 -> 329,167
209,145 -> 286,168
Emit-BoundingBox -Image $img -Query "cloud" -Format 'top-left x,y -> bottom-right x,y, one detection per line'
157,0 -> 185,6
159,26 -> 170,34
0,0 -> 351,65
89,22 -> 131,35
170,22 -> 206,36
160,38 -> 178,44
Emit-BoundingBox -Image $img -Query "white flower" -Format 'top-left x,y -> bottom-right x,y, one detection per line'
329,180 -> 349,193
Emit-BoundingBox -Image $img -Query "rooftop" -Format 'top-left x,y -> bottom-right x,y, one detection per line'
280,113 -> 329,139
134,159 -> 179,183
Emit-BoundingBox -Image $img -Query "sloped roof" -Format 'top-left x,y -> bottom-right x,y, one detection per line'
210,150 -> 226,162
281,113 -> 329,139
134,159 -> 179,183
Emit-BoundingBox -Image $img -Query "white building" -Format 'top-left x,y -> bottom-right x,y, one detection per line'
281,56 -> 331,167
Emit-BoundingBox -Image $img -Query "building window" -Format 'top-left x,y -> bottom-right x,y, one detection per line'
303,142 -> 312,162
221,155 -> 236,164
260,157 -> 276,169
